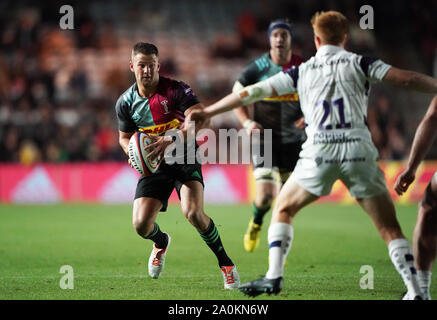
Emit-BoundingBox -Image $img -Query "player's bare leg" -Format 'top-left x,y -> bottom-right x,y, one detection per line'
180,180 -> 240,289
244,180 -> 278,252
357,192 -> 423,299
239,179 -> 318,297
413,179 -> 437,299
133,197 -> 171,279
356,193 -> 404,243
179,180 -> 210,231
132,197 -> 162,237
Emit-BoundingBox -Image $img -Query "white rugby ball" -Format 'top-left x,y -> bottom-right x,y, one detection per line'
128,132 -> 161,176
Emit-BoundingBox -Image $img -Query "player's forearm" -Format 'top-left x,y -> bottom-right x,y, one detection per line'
233,106 -> 251,124
204,92 -> 244,117
119,131 -> 135,155
384,68 -> 437,93
231,81 -> 251,124
406,113 -> 437,172
205,81 -> 277,118
119,138 -> 130,155
404,71 -> 437,92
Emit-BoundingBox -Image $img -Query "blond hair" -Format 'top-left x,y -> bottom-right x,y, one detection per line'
311,11 -> 349,45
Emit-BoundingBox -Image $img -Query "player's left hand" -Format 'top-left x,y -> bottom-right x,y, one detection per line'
144,135 -> 172,163
295,117 -> 306,129
186,108 -> 209,129
394,169 -> 416,195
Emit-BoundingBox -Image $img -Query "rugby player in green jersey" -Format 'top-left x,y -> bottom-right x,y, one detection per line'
232,19 -> 306,252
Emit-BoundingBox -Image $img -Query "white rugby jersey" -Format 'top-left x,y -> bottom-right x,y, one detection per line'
265,45 -> 391,146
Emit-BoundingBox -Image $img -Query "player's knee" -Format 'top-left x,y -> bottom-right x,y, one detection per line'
257,193 -> 274,208
182,207 -> 203,226
132,214 -> 153,237
255,190 -> 275,209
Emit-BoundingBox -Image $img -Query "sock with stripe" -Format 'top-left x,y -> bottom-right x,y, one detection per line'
388,238 -> 422,298
417,270 -> 432,299
266,222 -> 294,279
253,203 -> 270,226
200,219 -> 233,267
145,223 -> 168,249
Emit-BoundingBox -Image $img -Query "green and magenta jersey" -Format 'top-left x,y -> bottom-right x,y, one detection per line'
237,53 -> 305,144
115,76 -> 199,135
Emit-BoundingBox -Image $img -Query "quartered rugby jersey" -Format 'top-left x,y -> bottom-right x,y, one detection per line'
115,76 -> 199,135
237,52 -> 305,144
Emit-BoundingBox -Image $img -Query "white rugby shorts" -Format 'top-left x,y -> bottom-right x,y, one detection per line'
290,139 -> 387,199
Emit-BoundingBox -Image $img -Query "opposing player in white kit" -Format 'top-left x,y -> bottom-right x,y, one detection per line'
395,96 -> 437,300
189,11 -> 437,299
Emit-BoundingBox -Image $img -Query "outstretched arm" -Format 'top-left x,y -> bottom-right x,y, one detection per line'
232,81 -> 264,134
232,81 -> 251,124
204,77 -> 284,117
394,96 -> 437,195
145,103 -> 205,161
383,67 -> 437,93
189,68 -> 297,124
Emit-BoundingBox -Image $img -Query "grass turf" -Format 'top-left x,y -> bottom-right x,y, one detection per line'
0,203 -> 435,300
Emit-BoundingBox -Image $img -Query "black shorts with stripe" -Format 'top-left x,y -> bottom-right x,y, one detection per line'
252,140 -> 302,172
134,161 -> 204,212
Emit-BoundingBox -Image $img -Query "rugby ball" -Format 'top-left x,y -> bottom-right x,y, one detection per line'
128,132 -> 161,176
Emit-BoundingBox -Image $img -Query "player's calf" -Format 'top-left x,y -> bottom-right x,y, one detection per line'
413,187 -> 437,300
198,219 -> 240,288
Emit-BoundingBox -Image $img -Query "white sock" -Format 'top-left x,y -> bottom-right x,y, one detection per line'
417,270 -> 432,299
265,222 -> 293,279
388,238 -> 422,298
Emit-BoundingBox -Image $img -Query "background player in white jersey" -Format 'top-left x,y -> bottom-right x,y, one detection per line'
394,96 -> 437,300
189,11 -> 437,299
232,19 -> 305,252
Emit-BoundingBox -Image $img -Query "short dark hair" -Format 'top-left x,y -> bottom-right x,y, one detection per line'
132,42 -> 159,58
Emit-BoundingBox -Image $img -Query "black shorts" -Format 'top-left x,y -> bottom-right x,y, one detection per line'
134,162 -> 204,212
252,140 -> 302,173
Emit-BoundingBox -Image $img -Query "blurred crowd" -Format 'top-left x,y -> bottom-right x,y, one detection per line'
0,2 -> 125,164
0,0 -> 435,165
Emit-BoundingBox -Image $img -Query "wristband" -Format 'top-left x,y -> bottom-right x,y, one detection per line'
243,119 -> 254,129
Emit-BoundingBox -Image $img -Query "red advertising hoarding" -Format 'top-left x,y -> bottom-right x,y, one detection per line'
0,163 -> 249,204
1,162 -> 436,204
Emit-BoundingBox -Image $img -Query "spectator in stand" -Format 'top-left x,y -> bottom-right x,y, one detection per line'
367,93 -> 407,160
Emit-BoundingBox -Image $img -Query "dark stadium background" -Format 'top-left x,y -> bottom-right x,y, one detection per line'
0,0 -> 436,305
0,0 -> 435,166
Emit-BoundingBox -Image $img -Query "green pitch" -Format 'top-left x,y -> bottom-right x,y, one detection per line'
0,203 -> 435,300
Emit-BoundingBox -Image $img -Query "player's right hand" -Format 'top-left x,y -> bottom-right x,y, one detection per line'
243,119 -> 263,136
128,158 -> 134,169
394,169 -> 416,196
